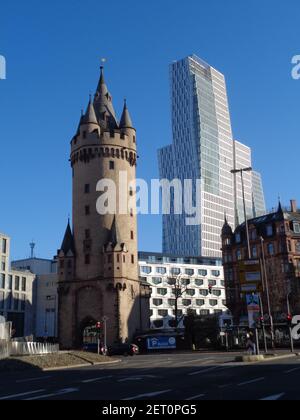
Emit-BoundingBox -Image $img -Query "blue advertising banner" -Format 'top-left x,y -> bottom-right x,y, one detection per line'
147,336 -> 177,350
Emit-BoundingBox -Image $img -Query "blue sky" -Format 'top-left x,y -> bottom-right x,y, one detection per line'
0,0 -> 299,260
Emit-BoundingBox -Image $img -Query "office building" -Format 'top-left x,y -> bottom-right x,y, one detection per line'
158,55 -> 266,258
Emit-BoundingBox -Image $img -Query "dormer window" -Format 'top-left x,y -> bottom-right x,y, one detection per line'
294,223 -> 300,234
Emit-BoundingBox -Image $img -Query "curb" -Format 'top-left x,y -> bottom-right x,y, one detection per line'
235,353 -> 298,364
42,359 -> 121,372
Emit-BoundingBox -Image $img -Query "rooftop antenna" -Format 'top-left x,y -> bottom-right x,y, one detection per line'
29,241 -> 35,259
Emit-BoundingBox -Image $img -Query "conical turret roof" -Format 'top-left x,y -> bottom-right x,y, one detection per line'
93,66 -> 118,129
60,220 -> 75,255
119,100 -> 134,129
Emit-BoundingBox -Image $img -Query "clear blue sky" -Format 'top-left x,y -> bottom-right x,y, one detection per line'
0,0 -> 299,260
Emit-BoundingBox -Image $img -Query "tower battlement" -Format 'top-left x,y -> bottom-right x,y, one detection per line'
71,128 -> 137,167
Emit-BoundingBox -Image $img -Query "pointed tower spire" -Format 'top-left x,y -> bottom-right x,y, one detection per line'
277,200 -> 283,214
60,220 -> 75,255
75,110 -> 84,136
222,214 -> 233,236
94,65 -> 118,129
119,99 -> 134,129
82,96 -> 98,126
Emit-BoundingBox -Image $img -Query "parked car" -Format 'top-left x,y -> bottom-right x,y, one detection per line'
82,342 -> 98,353
106,343 -> 139,356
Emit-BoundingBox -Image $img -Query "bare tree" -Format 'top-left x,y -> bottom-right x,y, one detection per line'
169,274 -> 190,330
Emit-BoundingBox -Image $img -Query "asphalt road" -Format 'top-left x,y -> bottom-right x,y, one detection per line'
0,352 -> 300,401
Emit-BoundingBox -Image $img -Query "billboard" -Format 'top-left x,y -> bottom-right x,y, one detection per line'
239,259 -> 262,293
147,336 -> 177,350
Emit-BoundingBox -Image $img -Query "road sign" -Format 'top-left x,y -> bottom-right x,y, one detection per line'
239,260 -> 262,284
246,294 -> 260,328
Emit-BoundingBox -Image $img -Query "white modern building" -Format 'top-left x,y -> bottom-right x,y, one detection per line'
0,233 -> 35,337
158,55 -> 266,258
139,252 -> 227,330
12,257 -> 58,339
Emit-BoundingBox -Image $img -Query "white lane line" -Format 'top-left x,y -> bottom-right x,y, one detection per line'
260,393 -> 285,401
118,377 -> 143,383
185,394 -> 205,400
177,358 -> 215,366
24,387 -> 79,400
238,377 -> 265,387
189,366 -> 220,376
118,375 -> 160,383
122,389 -> 172,401
0,389 -> 45,400
16,376 -> 53,384
284,367 -> 300,374
81,375 -> 113,384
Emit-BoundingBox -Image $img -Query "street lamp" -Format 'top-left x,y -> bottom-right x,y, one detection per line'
231,167 -> 252,259
260,236 -> 275,348
287,291 -> 294,353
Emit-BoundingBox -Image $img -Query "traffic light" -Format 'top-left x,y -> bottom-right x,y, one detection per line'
96,321 -> 102,331
259,316 -> 264,328
287,314 -> 293,326
208,285 -> 213,295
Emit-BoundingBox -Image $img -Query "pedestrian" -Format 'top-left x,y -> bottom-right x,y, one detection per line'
246,332 -> 256,355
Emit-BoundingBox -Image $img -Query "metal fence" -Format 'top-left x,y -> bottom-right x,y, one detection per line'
0,340 -> 10,360
10,342 -> 59,356
0,341 -> 59,359
0,319 -> 11,341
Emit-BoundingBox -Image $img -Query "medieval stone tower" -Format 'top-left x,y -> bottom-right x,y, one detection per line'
57,66 -> 150,349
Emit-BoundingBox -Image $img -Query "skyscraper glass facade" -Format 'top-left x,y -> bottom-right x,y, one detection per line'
158,55 -> 266,258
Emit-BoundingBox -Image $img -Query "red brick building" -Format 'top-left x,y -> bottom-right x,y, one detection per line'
221,200 -> 300,324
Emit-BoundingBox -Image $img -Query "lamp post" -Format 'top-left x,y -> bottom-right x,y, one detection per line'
231,167 -> 252,260
102,316 -> 109,355
260,236 -> 275,348
287,292 -> 294,353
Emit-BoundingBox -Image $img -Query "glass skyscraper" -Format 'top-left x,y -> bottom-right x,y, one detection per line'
158,55 -> 266,258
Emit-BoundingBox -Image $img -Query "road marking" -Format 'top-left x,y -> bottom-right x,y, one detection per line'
238,377 -> 265,387
118,377 -> 143,382
0,389 -> 45,400
122,389 -> 172,400
16,376 -> 53,384
81,375 -> 113,384
189,366 -> 220,376
260,393 -> 285,401
185,394 -> 205,400
177,358 -> 215,366
284,367 -> 300,374
118,375 -> 159,383
24,388 -> 79,400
